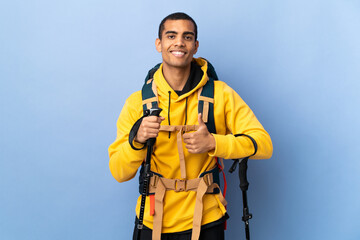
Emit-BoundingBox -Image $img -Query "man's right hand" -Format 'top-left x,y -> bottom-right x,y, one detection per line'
135,116 -> 165,143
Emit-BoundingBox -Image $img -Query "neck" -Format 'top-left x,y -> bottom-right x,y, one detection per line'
162,63 -> 191,91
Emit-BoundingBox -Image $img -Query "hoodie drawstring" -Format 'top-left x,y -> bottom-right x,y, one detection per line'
184,97 -> 188,126
168,91 -> 171,138
167,92 -> 189,137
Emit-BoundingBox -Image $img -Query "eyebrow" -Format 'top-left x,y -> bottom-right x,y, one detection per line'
165,31 -> 195,36
165,31 -> 177,35
183,31 -> 195,36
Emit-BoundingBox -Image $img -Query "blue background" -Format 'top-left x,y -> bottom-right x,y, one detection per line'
1,0 -> 359,239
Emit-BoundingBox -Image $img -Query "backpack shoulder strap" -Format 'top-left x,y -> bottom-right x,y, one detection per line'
198,78 -> 216,134
142,63 -> 161,113
142,78 -> 158,113
198,58 -> 218,134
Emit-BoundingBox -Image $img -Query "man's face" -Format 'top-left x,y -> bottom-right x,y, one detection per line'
155,19 -> 199,69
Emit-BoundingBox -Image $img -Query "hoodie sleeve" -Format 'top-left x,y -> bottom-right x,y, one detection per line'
108,91 -> 147,182
209,81 -> 273,160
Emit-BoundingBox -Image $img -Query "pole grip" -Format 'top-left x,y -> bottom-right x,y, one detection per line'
238,157 -> 249,191
146,108 -> 162,146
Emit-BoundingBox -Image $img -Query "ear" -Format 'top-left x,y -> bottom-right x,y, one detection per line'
194,40 -> 199,54
155,38 -> 162,53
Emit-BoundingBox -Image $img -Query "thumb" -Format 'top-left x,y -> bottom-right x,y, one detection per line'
198,113 -> 206,126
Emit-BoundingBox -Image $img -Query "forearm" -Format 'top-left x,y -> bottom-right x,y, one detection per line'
210,81 -> 273,160
109,137 -> 146,182
209,128 -> 273,159
108,92 -> 146,182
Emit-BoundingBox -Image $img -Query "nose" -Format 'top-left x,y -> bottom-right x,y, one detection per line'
174,36 -> 185,47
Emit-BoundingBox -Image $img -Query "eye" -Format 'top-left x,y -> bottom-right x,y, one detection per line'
168,35 -> 175,39
185,35 -> 193,41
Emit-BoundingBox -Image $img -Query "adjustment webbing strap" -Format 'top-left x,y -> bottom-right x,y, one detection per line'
197,79 -> 216,134
192,178 -> 208,240
192,182 -> 227,240
152,178 -> 166,240
192,181 -> 227,240
149,173 -> 227,240
159,125 -> 199,179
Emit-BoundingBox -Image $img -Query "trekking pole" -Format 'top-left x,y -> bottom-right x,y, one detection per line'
137,108 -> 162,240
229,157 -> 252,240
229,133 -> 257,240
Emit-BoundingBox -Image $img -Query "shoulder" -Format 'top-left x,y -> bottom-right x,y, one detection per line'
213,80 -> 247,105
126,90 -> 142,104
122,90 -> 143,113
118,90 -> 143,122
127,90 -> 142,101
214,80 -> 239,96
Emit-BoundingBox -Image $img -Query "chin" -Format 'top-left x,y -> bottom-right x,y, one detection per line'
168,60 -> 192,68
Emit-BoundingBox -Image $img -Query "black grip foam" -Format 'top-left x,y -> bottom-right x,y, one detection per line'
147,108 -> 162,146
239,157 -> 249,191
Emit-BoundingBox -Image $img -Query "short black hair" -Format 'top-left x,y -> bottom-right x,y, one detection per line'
158,12 -> 198,41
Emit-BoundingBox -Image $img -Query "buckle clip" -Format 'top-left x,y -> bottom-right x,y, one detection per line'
203,173 -> 213,186
150,175 -> 159,188
175,179 -> 186,192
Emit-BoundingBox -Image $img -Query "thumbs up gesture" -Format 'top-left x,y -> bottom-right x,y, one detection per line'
183,113 -> 216,154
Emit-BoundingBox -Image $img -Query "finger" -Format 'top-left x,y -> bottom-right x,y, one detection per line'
186,146 -> 199,154
183,137 -> 193,144
142,121 -> 161,129
140,128 -> 160,137
185,144 -> 194,151
136,130 -> 159,142
145,116 -> 162,123
185,140 -> 198,148
183,133 -> 195,142
143,127 -> 160,134
138,124 -> 160,140
183,133 -> 190,140
198,113 -> 205,126
147,132 -> 160,138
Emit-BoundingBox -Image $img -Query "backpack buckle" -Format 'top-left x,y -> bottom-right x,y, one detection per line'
175,179 -> 186,192
203,173 -> 213,186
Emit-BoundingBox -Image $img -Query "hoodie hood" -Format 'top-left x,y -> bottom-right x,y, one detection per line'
144,58 -> 219,102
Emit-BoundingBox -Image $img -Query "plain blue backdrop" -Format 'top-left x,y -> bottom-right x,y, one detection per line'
1,0 -> 359,239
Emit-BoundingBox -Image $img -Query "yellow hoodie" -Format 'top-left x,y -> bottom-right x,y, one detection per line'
108,58 -> 273,233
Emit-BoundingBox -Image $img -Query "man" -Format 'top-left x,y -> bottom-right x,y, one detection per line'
109,12 -> 273,240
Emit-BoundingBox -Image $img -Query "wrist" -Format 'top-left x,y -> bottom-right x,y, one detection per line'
208,134 -> 216,151
135,135 -> 146,144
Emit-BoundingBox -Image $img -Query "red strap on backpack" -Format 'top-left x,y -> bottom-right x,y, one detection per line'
216,157 -> 228,230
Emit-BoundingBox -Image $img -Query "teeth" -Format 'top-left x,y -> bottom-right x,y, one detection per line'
172,51 -> 185,56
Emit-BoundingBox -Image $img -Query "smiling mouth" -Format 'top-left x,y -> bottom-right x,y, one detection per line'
170,51 -> 186,57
